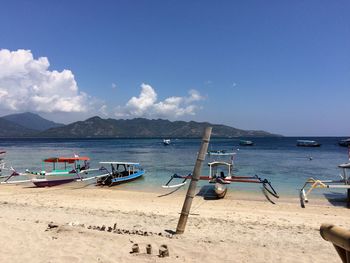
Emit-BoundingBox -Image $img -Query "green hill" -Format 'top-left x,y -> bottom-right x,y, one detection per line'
39,116 -> 278,138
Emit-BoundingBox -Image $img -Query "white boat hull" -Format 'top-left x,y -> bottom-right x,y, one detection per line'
214,183 -> 227,199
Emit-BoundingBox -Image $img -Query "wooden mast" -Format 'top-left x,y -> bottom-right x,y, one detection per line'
176,127 -> 212,234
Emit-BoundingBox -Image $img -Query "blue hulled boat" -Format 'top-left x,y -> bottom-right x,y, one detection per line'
97,162 -> 144,186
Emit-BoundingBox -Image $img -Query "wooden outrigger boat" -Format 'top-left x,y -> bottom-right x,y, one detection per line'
1,156 -> 100,187
162,160 -> 279,201
300,157 -> 350,208
97,162 -> 144,187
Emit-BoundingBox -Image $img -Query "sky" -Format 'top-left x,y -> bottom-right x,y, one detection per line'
0,0 -> 349,136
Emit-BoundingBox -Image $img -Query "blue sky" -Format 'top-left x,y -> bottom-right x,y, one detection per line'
0,0 -> 349,136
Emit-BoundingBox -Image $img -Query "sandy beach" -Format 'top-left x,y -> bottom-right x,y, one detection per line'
0,183 -> 349,263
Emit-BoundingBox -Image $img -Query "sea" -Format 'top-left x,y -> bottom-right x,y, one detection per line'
0,137 -> 349,199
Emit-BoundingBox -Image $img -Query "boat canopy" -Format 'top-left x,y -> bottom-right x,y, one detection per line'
44,157 -> 90,163
207,150 -> 236,156
208,161 -> 232,167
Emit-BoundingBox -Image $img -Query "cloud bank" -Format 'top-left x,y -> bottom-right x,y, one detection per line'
0,49 -> 205,122
0,49 -> 89,113
115,83 -> 204,118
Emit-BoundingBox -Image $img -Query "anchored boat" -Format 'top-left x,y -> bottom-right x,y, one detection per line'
163,139 -> 171,145
296,140 -> 321,147
239,140 -> 254,146
300,149 -> 350,208
28,156 -> 92,187
339,138 -> 350,147
97,162 -> 144,186
2,156 -> 100,187
162,159 -> 279,201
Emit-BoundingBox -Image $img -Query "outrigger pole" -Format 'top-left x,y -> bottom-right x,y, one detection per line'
176,127 -> 212,234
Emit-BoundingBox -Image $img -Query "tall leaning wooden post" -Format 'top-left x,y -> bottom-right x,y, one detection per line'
176,127 -> 212,234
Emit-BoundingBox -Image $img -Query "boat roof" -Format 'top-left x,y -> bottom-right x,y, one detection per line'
297,140 -> 317,143
207,152 -> 236,156
99,161 -> 140,165
0,151 -> 6,155
44,156 -> 90,163
207,150 -> 236,155
208,161 -> 232,167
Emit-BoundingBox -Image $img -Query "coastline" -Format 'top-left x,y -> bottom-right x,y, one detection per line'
0,184 -> 349,262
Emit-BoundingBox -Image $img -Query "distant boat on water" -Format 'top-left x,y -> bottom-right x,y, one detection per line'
163,139 -> 171,145
296,140 -> 321,147
339,138 -> 350,147
239,140 -> 254,146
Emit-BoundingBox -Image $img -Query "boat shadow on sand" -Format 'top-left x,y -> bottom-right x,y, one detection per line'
157,184 -> 221,200
18,180 -> 96,190
323,192 -> 349,208
196,185 -> 221,200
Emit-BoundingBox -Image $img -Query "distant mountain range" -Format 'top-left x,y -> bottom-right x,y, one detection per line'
2,112 -> 64,131
0,117 -> 36,137
0,112 -> 279,138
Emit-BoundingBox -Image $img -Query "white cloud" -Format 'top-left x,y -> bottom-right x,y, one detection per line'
111,83 -> 117,89
186,89 -> 205,103
126,83 -> 157,116
115,83 -> 205,118
0,49 -> 90,113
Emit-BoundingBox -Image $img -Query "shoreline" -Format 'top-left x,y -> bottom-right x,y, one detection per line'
1,181 -> 346,207
0,184 -> 349,262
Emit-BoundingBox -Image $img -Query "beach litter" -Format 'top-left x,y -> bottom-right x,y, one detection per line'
146,244 -> 152,254
130,244 -> 140,254
159,244 -> 169,257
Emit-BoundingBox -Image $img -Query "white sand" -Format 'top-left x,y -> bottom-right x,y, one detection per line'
0,183 -> 349,262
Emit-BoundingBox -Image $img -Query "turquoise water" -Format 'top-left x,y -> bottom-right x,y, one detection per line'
0,137 -> 349,198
